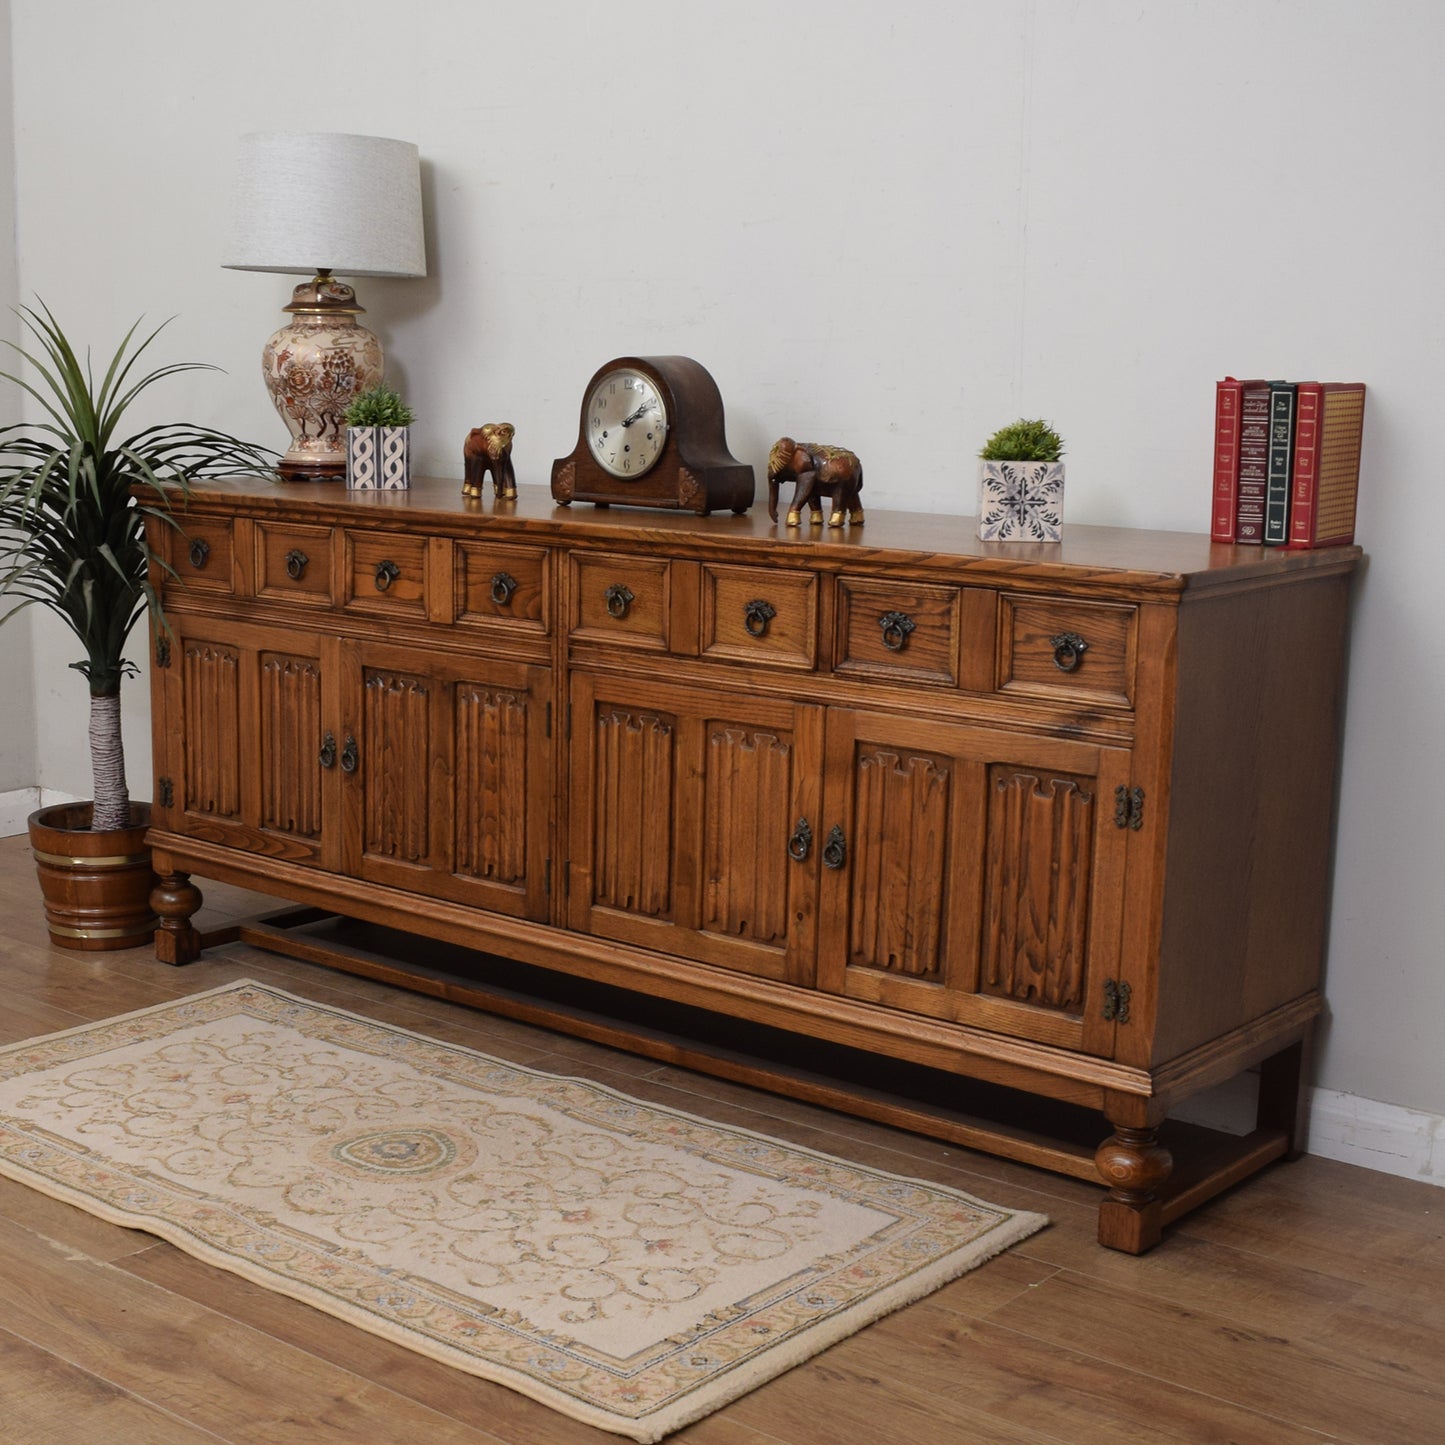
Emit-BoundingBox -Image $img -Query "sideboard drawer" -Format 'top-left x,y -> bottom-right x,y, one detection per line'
701,563 -> 817,669
455,541 -> 550,634
998,593 -> 1137,707
170,516 -> 234,593
570,552 -> 671,651
344,530 -> 429,619
833,576 -> 961,686
255,522 -> 333,605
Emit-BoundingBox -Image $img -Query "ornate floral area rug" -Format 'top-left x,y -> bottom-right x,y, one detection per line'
0,980 -> 1046,1440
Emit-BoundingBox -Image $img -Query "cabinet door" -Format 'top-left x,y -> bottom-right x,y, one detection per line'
340,641 -> 552,921
817,709 -> 1129,1054
158,615 -> 336,866
568,674 -> 823,984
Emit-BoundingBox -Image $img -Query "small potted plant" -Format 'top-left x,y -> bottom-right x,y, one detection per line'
977,418 -> 1066,542
0,302 -> 274,948
344,383 -> 415,490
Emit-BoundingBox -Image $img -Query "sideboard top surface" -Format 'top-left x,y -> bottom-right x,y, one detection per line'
156,477 -> 1361,596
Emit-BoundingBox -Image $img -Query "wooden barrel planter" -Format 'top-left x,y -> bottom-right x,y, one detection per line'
28,802 -> 157,950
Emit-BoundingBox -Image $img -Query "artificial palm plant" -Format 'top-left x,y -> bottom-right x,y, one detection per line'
0,302 -> 274,832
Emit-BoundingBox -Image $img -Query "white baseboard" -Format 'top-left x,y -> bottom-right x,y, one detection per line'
0,788 -> 83,838
0,787 -> 40,838
1308,1088 -> 1445,1185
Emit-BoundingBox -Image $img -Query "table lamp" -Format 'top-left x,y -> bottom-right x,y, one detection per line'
223,132 -> 426,479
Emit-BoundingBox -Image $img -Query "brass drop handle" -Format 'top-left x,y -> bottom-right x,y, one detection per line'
879,610 -> 915,653
787,817 -> 813,862
340,735 -> 359,774
822,824 -> 847,870
319,733 -> 337,770
490,571 -> 518,606
1051,632 -> 1089,672
604,583 -> 635,619
286,549 -> 309,581
374,559 -> 401,592
744,599 -> 776,638
188,538 -> 211,569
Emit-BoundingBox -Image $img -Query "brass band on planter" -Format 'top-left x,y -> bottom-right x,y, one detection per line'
46,920 -> 155,940
32,847 -> 150,870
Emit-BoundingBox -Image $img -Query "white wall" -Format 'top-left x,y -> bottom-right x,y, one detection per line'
7,1 -> 1442,1126
0,0 -> 37,800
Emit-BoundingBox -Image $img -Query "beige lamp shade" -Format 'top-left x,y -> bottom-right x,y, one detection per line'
223,131 -> 426,278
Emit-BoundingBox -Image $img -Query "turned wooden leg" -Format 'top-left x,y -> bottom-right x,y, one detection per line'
1095,1124 -> 1173,1254
152,871 -> 204,966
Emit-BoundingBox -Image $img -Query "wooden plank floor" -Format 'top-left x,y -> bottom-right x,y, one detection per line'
0,833 -> 1440,1443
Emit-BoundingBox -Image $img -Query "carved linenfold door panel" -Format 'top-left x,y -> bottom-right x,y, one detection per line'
161,618 -> 333,866
981,766 -> 1096,1013
568,674 -> 822,983
817,708 -> 1128,1054
343,641 -> 551,920
181,640 -> 242,821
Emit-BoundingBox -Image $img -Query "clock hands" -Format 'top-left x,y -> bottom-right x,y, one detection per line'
620,399 -> 654,427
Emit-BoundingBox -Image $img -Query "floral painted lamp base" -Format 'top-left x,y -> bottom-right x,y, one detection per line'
978,461 -> 1065,542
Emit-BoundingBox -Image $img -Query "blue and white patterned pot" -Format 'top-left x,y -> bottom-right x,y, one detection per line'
977,460 -> 1064,542
347,426 -> 411,490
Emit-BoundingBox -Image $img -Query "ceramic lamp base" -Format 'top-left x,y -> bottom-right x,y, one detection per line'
262,272 -> 384,480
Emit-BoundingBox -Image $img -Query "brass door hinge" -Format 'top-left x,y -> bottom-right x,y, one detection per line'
1102,978 -> 1132,1023
157,777 -> 174,808
1114,784 -> 1145,830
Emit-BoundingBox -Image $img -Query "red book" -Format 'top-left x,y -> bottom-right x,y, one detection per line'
1234,380 -> 1272,544
1287,383 -> 1366,548
1211,379 -> 1242,541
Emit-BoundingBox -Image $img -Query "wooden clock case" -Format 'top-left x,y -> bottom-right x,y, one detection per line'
550,355 -> 754,514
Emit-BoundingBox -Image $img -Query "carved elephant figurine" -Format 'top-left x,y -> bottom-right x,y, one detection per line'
766,438 -> 864,528
463,422 -> 517,499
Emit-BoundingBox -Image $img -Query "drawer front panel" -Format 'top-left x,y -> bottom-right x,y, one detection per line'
170,516 -> 234,593
456,541 -> 550,634
571,553 -> 670,650
344,531 -> 429,619
701,564 -> 817,669
998,594 -> 1137,707
255,522 -> 334,605
834,577 -> 961,686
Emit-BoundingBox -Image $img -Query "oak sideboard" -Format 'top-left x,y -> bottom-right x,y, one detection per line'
143,477 -> 1359,1252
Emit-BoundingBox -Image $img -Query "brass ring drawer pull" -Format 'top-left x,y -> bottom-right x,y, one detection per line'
787,817 -> 813,861
319,733 -> 337,769
1051,632 -> 1089,672
878,610 -> 915,652
374,559 -> 401,592
188,538 -> 211,569
744,599 -> 776,638
604,583 -> 634,619
340,735 -> 359,774
490,571 -> 518,606
285,549 -> 309,581
822,824 -> 847,870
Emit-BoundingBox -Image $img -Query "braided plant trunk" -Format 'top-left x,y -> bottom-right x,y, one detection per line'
88,689 -> 132,832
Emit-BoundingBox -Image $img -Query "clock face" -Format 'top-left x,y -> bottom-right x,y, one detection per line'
585,368 -> 669,479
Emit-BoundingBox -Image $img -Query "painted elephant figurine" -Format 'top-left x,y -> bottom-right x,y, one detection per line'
766,438 -> 864,528
463,422 -> 517,499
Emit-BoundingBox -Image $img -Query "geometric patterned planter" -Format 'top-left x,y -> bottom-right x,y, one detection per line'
347,425 -> 411,490
977,460 -> 1064,542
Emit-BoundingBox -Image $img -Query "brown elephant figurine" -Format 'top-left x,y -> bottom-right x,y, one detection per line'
463,422 -> 517,499
766,438 -> 864,528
